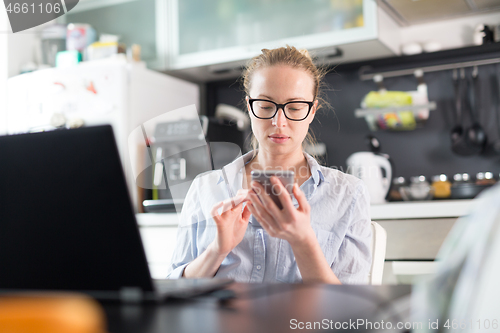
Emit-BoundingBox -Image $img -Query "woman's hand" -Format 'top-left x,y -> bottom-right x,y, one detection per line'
247,177 -> 341,284
210,189 -> 252,257
247,177 -> 315,247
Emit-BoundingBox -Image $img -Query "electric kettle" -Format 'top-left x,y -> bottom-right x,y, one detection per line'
346,151 -> 392,204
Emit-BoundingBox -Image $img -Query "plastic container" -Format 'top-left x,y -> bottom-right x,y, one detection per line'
66,23 -> 96,52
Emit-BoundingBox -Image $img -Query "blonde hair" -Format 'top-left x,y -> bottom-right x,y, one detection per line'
241,45 -> 328,159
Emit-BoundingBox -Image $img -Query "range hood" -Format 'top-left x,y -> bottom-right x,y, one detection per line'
377,0 -> 500,26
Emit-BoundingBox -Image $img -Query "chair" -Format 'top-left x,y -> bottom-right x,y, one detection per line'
368,221 -> 387,285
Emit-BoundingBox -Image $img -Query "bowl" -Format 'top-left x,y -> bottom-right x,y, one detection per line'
450,183 -> 491,199
399,185 -> 434,201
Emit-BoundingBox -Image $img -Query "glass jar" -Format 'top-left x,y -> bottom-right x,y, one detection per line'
431,174 -> 451,199
400,175 -> 433,201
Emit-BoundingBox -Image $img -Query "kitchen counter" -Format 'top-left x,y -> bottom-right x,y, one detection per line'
370,199 -> 475,220
136,199 -> 476,226
136,213 -> 179,226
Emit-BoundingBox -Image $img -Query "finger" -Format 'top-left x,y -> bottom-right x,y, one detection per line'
247,203 -> 275,235
251,181 -> 279,214
220,198 -> 234,214
241,204 -> 252,223
233,189 -> 251,206
293,183 -> 310,213
270,176 -> 294,212
232,200 -> 244,211
248,191 -> 282,232
210,201 -> 224,222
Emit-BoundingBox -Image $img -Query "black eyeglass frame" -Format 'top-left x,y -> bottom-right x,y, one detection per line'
248,98 -> 315,121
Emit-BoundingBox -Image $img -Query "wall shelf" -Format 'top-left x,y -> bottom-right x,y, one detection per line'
359,57 -> 500,81
353,43 -> 500,81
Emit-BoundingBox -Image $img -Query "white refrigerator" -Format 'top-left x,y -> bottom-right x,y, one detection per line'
6,58 -> 200,210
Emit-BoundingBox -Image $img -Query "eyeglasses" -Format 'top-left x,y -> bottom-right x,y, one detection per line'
248,99 -> 314,121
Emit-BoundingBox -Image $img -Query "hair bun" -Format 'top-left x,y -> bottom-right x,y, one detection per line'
297,48 -> 312,60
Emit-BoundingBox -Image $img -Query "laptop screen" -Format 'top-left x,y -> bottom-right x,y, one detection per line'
0,126 -> 155,295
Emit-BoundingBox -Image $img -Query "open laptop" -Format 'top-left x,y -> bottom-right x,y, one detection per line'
0,125 -> 232,302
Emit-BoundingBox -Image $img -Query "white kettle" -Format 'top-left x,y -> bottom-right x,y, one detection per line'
346,152 -> 392,204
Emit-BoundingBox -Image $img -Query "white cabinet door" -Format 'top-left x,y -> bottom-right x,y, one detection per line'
168,0 -> 387,70
64,0 -> 165,69
377,218 -> 458,260
139,225 -> 178,279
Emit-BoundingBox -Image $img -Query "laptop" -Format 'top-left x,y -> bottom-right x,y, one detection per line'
0,125 -> 232,302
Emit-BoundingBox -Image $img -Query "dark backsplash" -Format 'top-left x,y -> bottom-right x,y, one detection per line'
205,45 -> 500,180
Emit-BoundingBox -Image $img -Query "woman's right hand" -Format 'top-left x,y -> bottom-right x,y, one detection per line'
210,189 -> 252,256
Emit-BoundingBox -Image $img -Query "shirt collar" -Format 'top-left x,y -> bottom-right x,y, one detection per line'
304,152 -> 325,187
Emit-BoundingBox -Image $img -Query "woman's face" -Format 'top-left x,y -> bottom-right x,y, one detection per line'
246,65 -> 318,157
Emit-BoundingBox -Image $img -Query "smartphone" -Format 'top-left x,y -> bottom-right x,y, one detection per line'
250,170 -> 295,209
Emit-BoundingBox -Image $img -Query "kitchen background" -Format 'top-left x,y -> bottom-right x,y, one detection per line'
8,0 -> 498,187
2,0 -> 500,282
206,47 -> 500,180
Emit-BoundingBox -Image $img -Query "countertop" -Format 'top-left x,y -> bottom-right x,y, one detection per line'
136,199 -> 476,226
370,199 -> 475,220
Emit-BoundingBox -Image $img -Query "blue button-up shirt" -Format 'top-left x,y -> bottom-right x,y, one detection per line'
167,151 -> 372,284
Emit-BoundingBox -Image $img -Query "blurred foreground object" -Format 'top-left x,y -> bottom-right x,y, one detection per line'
412,183 -> 500,332
0,293 -> 107,333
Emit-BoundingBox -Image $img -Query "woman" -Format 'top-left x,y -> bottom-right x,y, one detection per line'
167,46 -> 372,284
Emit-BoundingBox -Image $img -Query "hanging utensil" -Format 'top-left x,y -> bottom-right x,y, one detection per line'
465,66 -> 487,153
451,68 -> 472,156
490,64 -> 500,153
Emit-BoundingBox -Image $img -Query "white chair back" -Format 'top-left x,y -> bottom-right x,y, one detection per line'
368,221 -> 387,285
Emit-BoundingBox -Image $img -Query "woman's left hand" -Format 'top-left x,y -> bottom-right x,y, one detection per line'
247,176 -> 315,247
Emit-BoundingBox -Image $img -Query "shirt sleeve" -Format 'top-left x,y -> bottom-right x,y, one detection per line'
332,180 -> 373,284
166,177 -> 203,279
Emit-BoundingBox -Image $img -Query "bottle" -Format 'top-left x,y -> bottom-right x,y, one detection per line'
462,173 -> 471,183
431,174 -> 451,199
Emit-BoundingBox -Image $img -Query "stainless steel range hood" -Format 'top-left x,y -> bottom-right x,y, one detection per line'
377,0 -> 500,26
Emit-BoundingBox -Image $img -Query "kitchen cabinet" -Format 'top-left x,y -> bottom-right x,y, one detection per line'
137,200 -> 476,283
61,0 -> 400,80
63,0 -> 165,69
371,200 -> 476,284
136,213 -> 179,279
69,0 -> 139,13
139,225 -> 178,279
167,0 -> 400,80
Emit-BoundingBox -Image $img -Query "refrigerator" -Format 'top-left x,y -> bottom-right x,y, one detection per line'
6,58 -> 200,210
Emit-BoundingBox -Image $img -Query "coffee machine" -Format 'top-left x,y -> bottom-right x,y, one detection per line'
142,116 -> 244,212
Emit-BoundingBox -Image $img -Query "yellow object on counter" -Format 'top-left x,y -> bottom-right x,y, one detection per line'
0,293 -> 107,333
432,176 -> 452,199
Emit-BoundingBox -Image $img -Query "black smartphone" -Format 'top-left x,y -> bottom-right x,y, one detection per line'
250,170 -> 295,209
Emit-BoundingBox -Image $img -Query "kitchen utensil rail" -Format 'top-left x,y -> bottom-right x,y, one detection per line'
359,57 -> 500,81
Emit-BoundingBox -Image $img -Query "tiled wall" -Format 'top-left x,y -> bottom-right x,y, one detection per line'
206,55 -> 500,180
